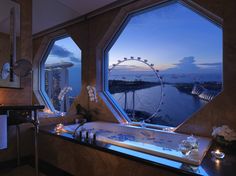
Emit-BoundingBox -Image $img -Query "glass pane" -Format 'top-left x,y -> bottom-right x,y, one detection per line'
107,2 -> 222,127
43,37 -> 82,113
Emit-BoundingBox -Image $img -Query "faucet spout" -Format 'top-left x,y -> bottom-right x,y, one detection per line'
73,119 -> 87,137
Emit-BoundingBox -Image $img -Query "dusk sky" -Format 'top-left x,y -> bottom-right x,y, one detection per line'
45,37 -> 82,96
44,2 -> 222,75
108,2 -> 222,73
45,37 -> 81,65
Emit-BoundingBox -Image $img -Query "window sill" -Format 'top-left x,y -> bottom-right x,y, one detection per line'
127,122 -> 176,132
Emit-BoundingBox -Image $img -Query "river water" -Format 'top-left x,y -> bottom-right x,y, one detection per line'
112,84 -> 207,127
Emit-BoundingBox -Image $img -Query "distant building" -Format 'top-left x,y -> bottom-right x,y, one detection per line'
45,62 -> 73,112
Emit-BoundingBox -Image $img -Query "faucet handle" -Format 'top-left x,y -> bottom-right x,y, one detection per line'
93,132 -> 96,144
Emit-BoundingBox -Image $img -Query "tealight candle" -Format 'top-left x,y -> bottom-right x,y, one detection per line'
55,123 -> 67,134
211,149 -> 225,159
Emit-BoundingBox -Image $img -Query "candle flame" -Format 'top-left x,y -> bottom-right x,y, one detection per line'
44,108 -> 54,114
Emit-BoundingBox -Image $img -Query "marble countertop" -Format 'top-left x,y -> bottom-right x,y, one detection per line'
0,105 -> 45,111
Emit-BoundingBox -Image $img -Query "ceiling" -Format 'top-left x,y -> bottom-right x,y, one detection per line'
0,0 -> 117,35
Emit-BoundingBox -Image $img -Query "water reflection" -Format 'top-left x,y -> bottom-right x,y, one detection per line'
112,85 -> 207,127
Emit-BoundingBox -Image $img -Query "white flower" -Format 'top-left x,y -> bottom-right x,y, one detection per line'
58,86 -> 73,101
212,125 -> 236,142
87,85 -> 98,102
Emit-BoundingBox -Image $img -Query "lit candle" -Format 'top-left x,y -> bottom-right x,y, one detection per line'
211,149 -> 225,159
55,123 -> 67,134
44,108 -> 54,114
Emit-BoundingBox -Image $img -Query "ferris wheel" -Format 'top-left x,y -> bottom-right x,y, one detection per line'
108,56 -> 165,123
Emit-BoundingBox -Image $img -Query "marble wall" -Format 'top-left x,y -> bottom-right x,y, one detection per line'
39,132 -> 178,176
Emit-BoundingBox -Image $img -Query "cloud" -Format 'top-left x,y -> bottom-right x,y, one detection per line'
109,65 -> 150,78
70,56 -> 81,63
197,62 -> 222,66
109,57 -> 222,76
109,64 -> 148,72
175,56 -> 196,65
163,56 -> 221,74
164,56 -> 199,73
50,45 -> 81,63
51,45 -> 71,57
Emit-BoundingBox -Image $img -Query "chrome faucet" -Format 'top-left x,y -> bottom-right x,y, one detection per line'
73,119 -> 87,137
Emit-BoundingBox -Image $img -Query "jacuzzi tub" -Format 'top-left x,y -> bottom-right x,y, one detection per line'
63,122 -> 211,165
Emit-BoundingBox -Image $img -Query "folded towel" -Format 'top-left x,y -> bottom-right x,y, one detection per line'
0,115 -> 7,149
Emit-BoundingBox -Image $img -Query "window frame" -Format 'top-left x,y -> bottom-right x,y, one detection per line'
39,37 -> 58,112
33,33 -> 82,114
100,0 -> 223,130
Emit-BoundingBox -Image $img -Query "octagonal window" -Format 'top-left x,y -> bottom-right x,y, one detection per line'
105,1 -> 222,127
40,36 -> 82,114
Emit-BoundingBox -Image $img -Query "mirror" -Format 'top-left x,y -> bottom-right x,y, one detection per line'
13,59 -> 32,77
0,0 -> 21,88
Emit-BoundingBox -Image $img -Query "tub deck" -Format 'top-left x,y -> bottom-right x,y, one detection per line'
63,122 -> 211,166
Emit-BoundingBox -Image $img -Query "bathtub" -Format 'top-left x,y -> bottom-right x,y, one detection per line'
63,122 -> 211,166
